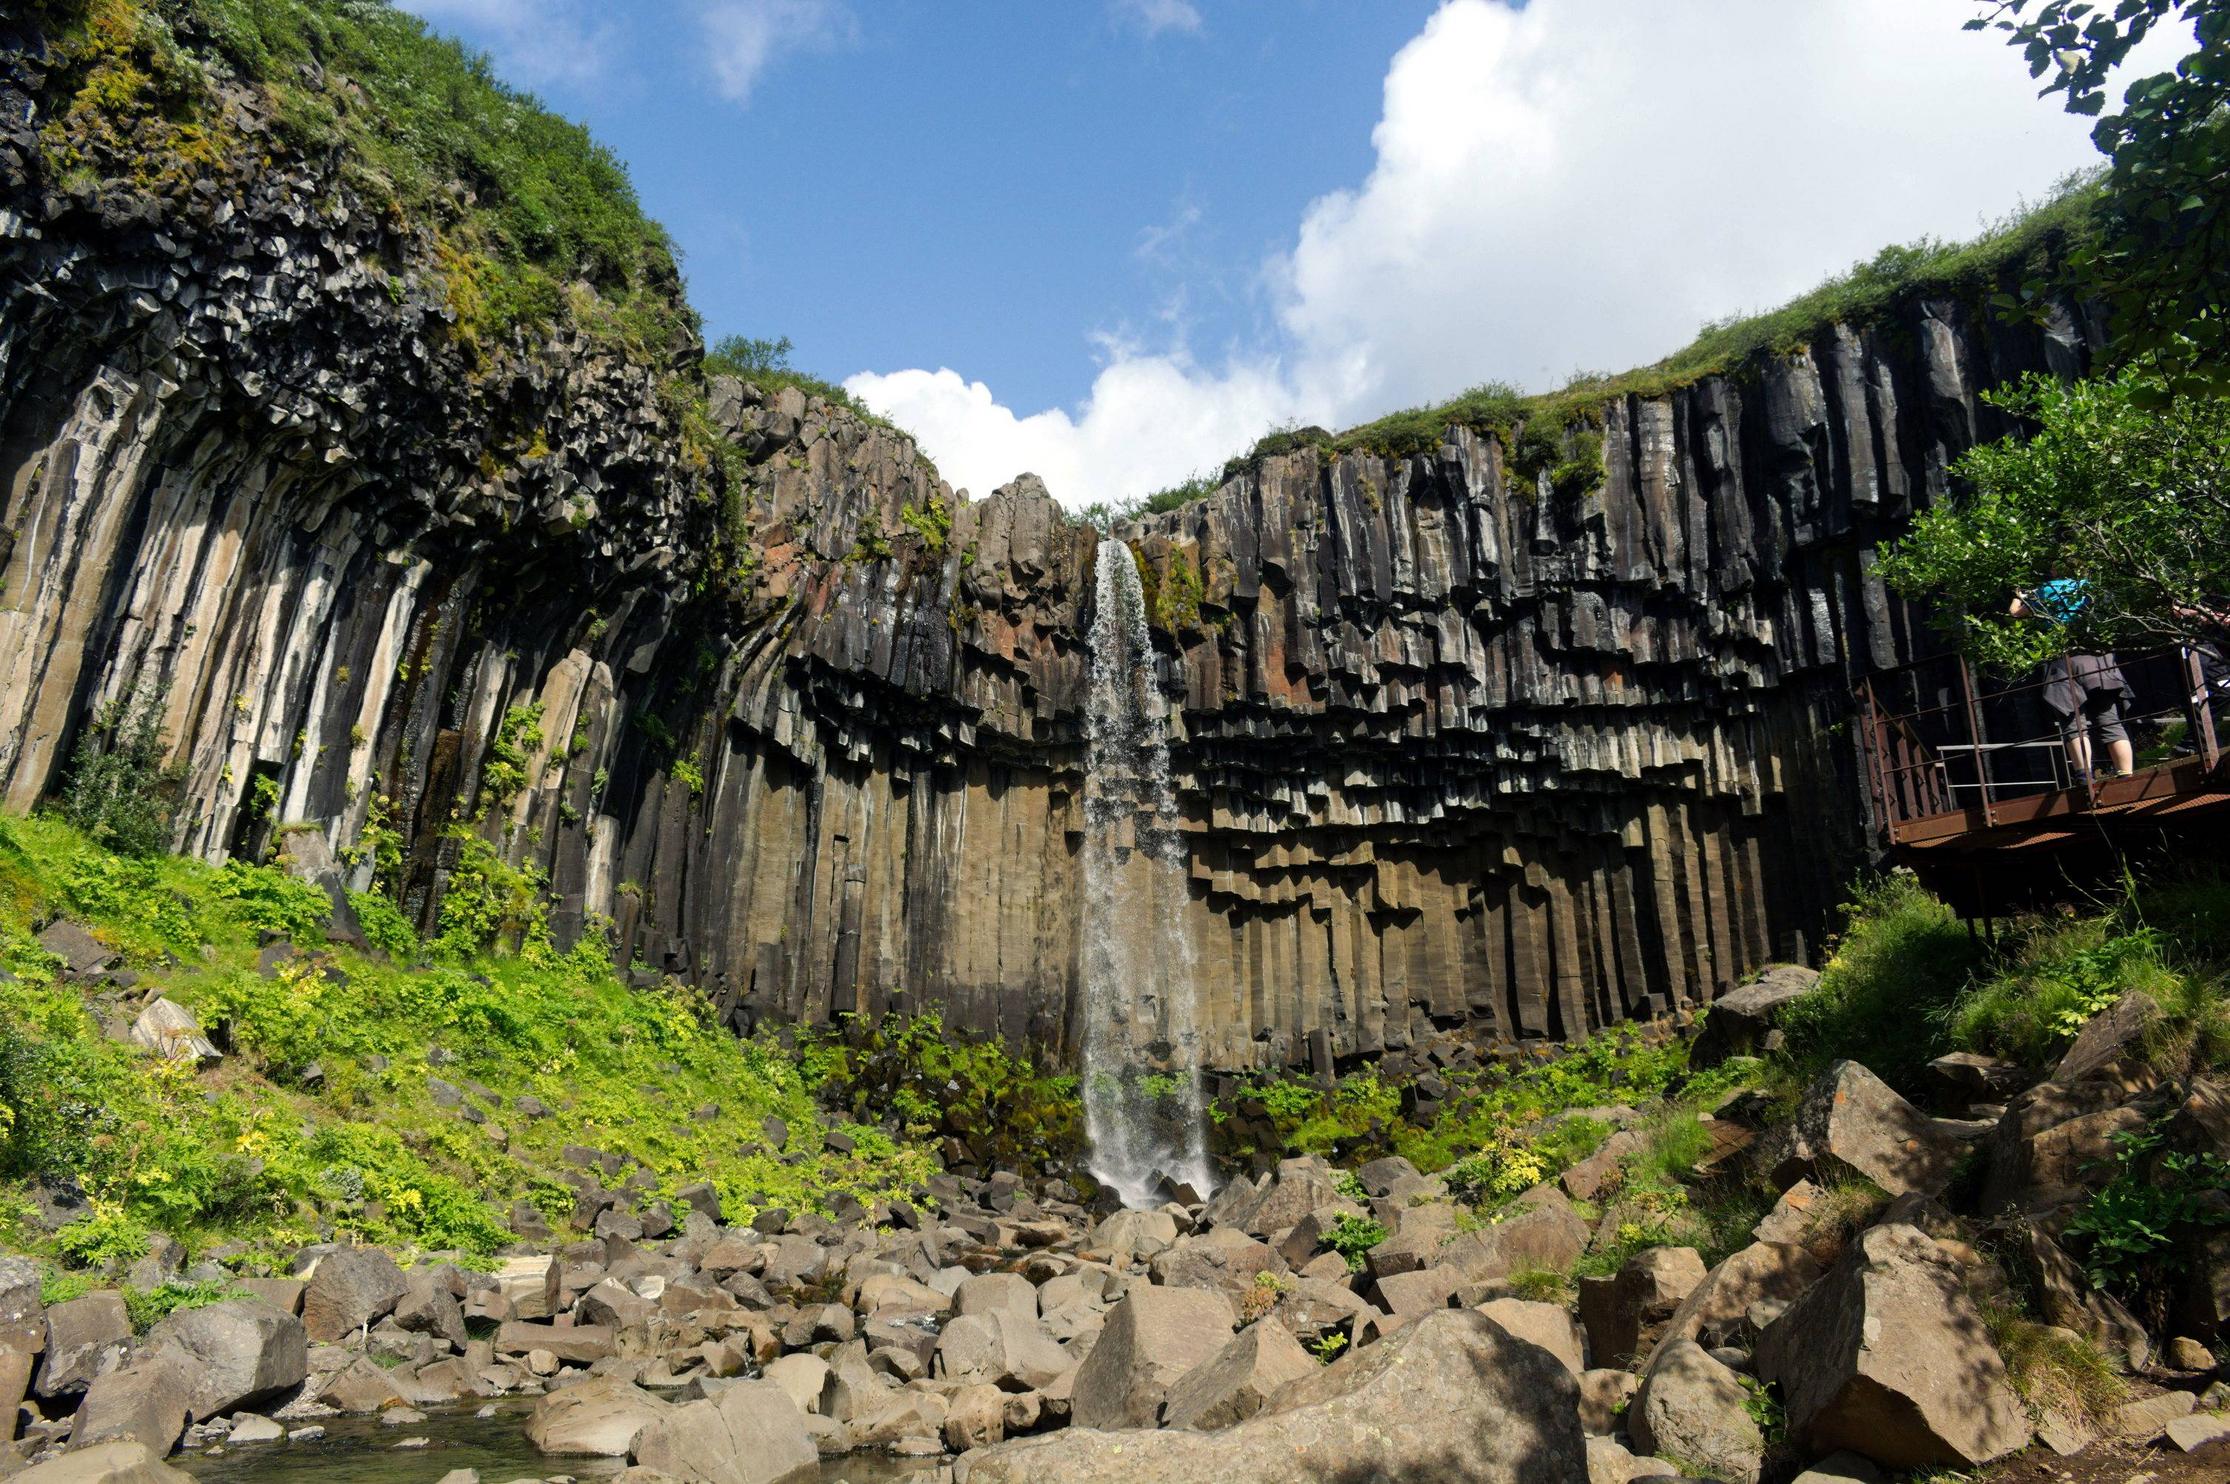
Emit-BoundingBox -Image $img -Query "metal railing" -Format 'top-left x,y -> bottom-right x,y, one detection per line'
1858,644 -> 2226,841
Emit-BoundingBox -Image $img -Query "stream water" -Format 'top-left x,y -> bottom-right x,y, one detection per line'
1078,537 -> 1213,1208
171,1398 -> 945,1483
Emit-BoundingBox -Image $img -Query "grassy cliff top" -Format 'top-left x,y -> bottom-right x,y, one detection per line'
1117,177 -> 2104,522
26,0 -> 695,357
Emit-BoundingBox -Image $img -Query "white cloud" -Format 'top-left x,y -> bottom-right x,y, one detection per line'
850,0 -> 2174,510
698,0 -> 852,103
396,0 -> 616,87
1114,0 -> 1205,38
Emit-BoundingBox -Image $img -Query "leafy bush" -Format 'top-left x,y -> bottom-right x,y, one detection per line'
348,889 -> 420,960
59,686 -> 183,857
1322,1212 -> 1388,1273
211,858 -> 331,941
123,1279 -> 236,1333
1443,1134 -> 1549,1206
2061,1120 -> 2230,1321
798,1011 -> 1081,1173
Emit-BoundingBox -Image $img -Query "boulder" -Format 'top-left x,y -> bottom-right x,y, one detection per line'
1690,967 -> 1818,1067
936,1311 -> 1072,1392
762,1353 -> 829,1414
1984,1098 -> 2148,1222
1089,1209 -> 1179,1266
946,1382 -> 1010,1451
1233,1157 -> 1342,1239
70,1354 -> 193,1455
144,1298 -> 306,1419
954,1273 -> 1039,1326
1362,1200 -> 1462,1276
1585,1435 -> 1675,1484
1756,1224 -> 2028,1470
954,1309 -> 1587,1484
1435,1186 -> 1589,1283
1577,1368 -> 1638,1434
1641,1241 -> 1822,1369
1560,1131 -> 1643,1203
1628,1339 -> 1763,1484
1271,1201 -> 1365,1270
127,999 -> 218,1064
1578,1246 -> 1705,1367
2013,1227 -> 2149,1370
1159,1320 -> 1317,1430
12,1441 -> 192,1482
1068,1286 -> 1235,1430
300,1247 -> 408,1343
37,920 -> 114,977
0,1254 -> 43,1342
1149,1227 -> 1282,1303
493,1255 -> 559,1321
525,1376 -> 673,1455
316,1357 -> 404,1413
1267,1276 -> 1370,1343
1476,1298 -> 1586,1375
629,1379 -> 818,1484
494,1321 -> 614,1363
392,1278 -> 469,1350
37,1292 -> 130,1398
1793,1062 -> 1965,1197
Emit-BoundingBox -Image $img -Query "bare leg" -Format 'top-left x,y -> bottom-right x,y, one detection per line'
2066,731 -> 2093,782
2108,736 -> 2135,775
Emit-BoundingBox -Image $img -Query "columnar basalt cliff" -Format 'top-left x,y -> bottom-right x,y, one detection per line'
0,11 -> 2103,1072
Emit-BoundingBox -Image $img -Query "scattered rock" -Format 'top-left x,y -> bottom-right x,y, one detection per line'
526,1376 -> 674,1455
956,1309 -> 1587,1484
630,1378 -> 818,1484
1069,1286 -> 1236,1430
1757,1224 -> 2028,1470
1629,1339 -> 1764,1484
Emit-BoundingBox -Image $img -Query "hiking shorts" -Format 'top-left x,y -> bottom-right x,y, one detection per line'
2044,652 -> 2130,745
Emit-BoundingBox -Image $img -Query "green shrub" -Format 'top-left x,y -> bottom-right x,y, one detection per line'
481,703 -> 545,806
1322,1213 -> 1388,1272
1950,923 -> 2178,1067
54,1206 -> 152,1268
348,889 -> 420,960
1777,874 -> 1979,1091
2061,1120 -> 2230,1321
59,686 -> 182,857
124,1279 -> 236,1333
798,1011 -> 1081,1172
211,859 -> 331,941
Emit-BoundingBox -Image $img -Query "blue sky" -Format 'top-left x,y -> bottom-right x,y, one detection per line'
399,1 -> 2164,507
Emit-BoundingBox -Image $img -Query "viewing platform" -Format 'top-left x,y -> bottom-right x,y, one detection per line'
1858,647 -> 2230,911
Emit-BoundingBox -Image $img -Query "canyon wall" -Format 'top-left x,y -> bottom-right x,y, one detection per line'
0,28 -> 2102,1070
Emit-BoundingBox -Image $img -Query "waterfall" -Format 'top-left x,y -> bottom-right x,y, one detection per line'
1079,536 -> 1214,1208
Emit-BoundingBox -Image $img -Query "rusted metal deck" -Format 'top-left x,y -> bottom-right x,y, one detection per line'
1857,647 -> 2230,881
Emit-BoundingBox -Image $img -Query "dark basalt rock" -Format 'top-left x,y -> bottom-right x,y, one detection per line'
0,16 -> 2104,1071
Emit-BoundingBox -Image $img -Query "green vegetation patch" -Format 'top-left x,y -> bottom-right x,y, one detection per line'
0,813 -> 933,1271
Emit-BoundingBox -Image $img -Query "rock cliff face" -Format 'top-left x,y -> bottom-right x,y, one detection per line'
0,20 -> 2101,1071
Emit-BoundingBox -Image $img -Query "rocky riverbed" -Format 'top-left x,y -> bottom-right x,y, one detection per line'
4,968 -> 2225,1484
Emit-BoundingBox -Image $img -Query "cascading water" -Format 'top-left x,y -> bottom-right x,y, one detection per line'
1079,536 -> 1214,1208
